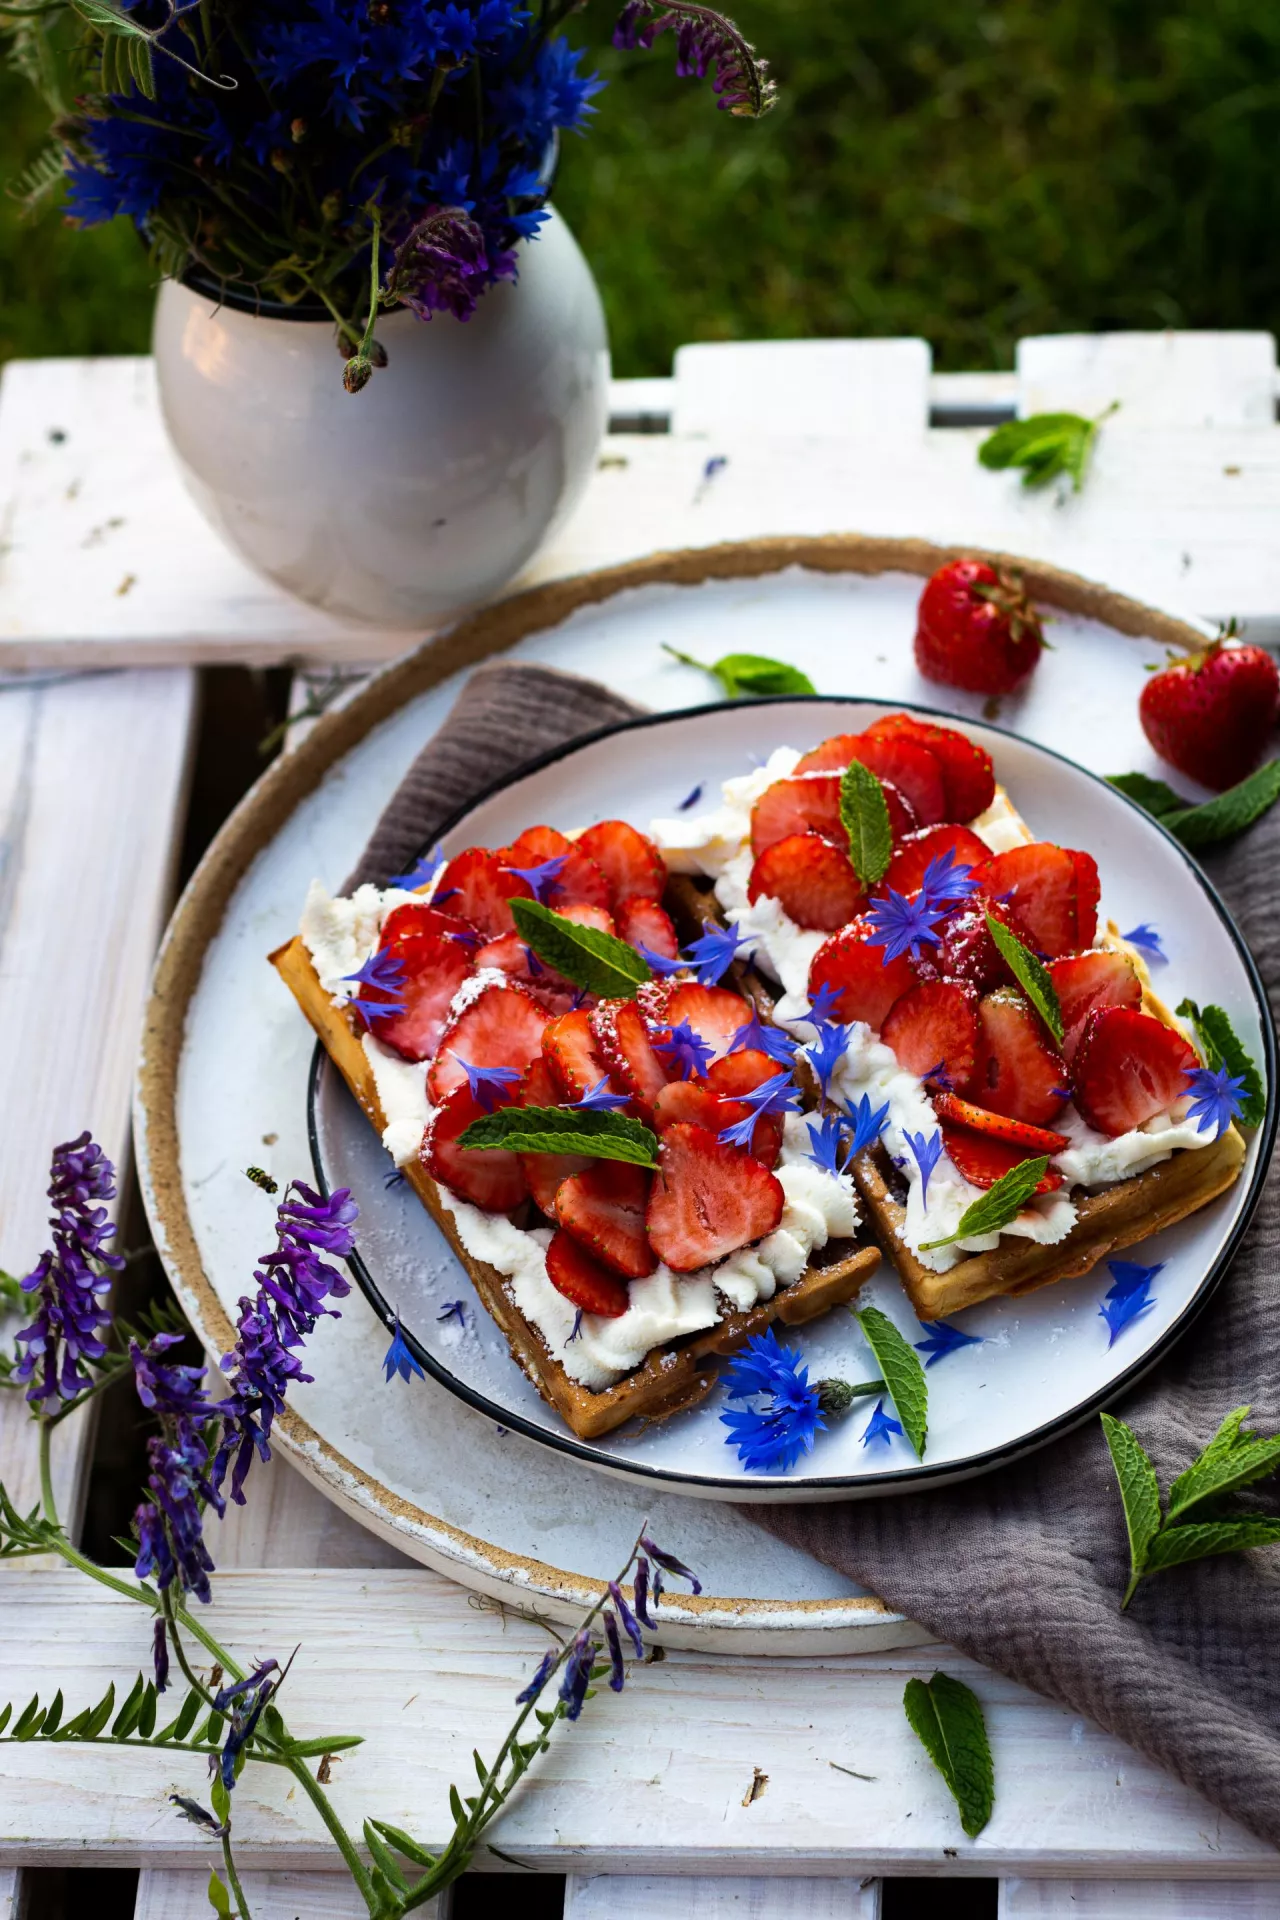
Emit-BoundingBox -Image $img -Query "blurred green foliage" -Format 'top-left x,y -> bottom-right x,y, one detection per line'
2,0 -> 1278,375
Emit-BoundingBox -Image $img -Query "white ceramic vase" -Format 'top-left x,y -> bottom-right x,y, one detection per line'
153,208 -> 610,627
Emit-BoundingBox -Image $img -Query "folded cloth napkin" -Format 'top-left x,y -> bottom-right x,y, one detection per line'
359,658 -> 1280,1849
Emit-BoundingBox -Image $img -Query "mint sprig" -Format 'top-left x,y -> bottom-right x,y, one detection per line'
459,1106 -> 658,1167
661,643 -> 816,698
902,1673 -> 994,1837
1108,760 -> 1280,849
984,917 -> 1063,1046
1175,998 -> 1265,1127
919,1155 -> 1050,1251
840,760 -> 892,889
511,899 -> 651,1000
978,403 -> 1117,492
1102,1407 -> 1280,1608
854,1305 -> 928,1459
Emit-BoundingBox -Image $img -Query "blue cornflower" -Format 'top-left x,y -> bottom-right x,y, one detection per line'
572,1077 -> 631,1112
861,1399 -> 904,1448
865,888 -> 947,964
804,1021 -> 849,1097
506,854 -> 567,902
846,1093 -> 891,1155
914,1320 -> 983,1367
436,1300 -> 468,1327
448,926 -> 483,949
14,1132 -> 123,1407
683,919 -> 751,985
384,1313 -> 425,1382
654,1018 -> 715,1080
678,784 -> 704,810
806,1112 -> 855,1178
720,1328 -> 825,1472
383,1167 -> 406,1189
718,1070 -> 801,1150
567,1309 -> 584,1343
454,1057 -> 522,1111
342,948 -> 406,1027
1099,1259 -> 1164,1346
903,1129 -> 944,1204
730,1009 -> 799,1063
918,848 -> 981,911
1122,923 -> 1166,964
635,943 -> 688,978
806,980 -> 845,1027
1183,1064 -> 1248,1140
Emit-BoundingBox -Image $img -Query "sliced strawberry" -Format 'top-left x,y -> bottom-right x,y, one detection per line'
972,843 -> 1079,958
616,896 -> 680,960
576,821 -> 666,909
879,779 -> 920,842
933,892 -> 1029,995
940,1123 -> 1064,1194
932,1090 -> 1068,1153
423,1084 -> 528,1210
793,732 -> 867,775
502,825 -> 612,913
665,983 -> 755,1062
1072,1005 -> 1198,1138
591,998 -> 671,1123
545,1229 -> 631,1317
557,1162 -> 657,1279
558,902 -> 617,936
750,773 -> 844,858
885,824 -> 991,897
808,917 -> 918,1030
848,734 -> 948,826
515,1058 -> 589,1217
371,933 -> 474,1062
973,989 -> 1069,1126
1048,949 -> 1142,1062
1071,850 -> 1100,949
426,984 -> 549,1105
381,901 -> 475,949
543,1006 -> 612,1102
881,979 -> 979,1091
435,847 -> 534,939
647,1123 -> 785,1272
704,1049 -> 786,1167
637,977 -> 677,1024
472,931 -> 578,1015
653,1080 -> 721,1131
865,714 -> 996,821
748,832 -> 865,931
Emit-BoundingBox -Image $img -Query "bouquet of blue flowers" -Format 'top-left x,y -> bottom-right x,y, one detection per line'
1,0 -> 774,388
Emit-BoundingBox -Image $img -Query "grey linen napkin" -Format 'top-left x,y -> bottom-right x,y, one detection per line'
360,659 -> 1280,1847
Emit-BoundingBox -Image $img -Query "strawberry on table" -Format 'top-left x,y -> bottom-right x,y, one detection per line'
1072,1005 -> 1199,1137
972,989 -> 1069,1126
435,846 -> 534,939
423,1084 -> 529,1211
864,714 -> 996,820
502,825 -> 612,913
556,1162 -> 657,1279
1139,634 -> 1280,790
426,983 -> 549,1105
616,896 -> 680,959
1048,949 -> 1142,1061
576,820 -> 667,909
880,979 -> 979,1091
915,558 -> 1044,696
545,1230 -> 631,1317
972,842 -> 1081,957
808,917 -> 918,1030
939,1123 -> 1064,1194
646,1123 -> 785,1272
747,831 -> 866,931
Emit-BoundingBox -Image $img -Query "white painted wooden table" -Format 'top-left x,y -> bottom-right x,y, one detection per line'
1,330 -> 1278,1920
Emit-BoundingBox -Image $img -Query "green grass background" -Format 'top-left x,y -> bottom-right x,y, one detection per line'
2,0 -> 1278,374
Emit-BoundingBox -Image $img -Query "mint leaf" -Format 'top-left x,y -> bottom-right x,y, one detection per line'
511,899 -> 651,999
1165,1404 -> 1280,1524
1100,1412 -> 1162,1606
1165,760 -> 1280,849
1175,999 -> 1266,1126
985,917 -> 1063,1045
460,1106 -> 658,1167
1143,1516 -> 1280,1574
855,1306 -> 928,1459
902,1673 -> 994,1837
840,760 -> 892,888
1106,771 -> 1186,818
978,405 -> 1115,492
919,1155 -> 1050,1251
662,643 -> 816,698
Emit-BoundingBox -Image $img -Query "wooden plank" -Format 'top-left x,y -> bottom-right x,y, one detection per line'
133,1869 -> 448,1917
671,339 -> 931,440
999,1883 -> 1280,1917
0,1871 -> 18,1919
0,1569 -> 1275,1877
566,1875 -> 881,1916
1017,332 -> 1278,430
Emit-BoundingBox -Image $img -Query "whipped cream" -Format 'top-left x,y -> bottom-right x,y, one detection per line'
299,879 -> 422,999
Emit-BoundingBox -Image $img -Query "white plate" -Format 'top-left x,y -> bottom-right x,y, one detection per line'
309,694 -> 1275,1500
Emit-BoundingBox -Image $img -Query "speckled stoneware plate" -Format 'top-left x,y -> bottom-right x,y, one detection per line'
135,535 -> 1276,1650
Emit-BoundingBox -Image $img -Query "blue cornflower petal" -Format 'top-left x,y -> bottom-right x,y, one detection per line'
730,1010 -> 799,1063
436,1299 -> 468,1327
720,1327 -> 825,1473
846,1094 -> 891,1156
806,980 -> 845,1027
677,784 -> 704,811
865,888 -> 947,964
861,1398 -> 904,1448
572,1077 -> 632,1112
804,1021 -> 849,1096
383,1315 -> 424,1384
903,1129 -> 944,1205
918,848 -> 980,911
506,854 -> 567,902
654,1018 -> 715,1080
1122,923 -> 1166,964
342,947 -> 407,1026
635,943 -> 688,978
1098,1258 -> 1165,1346
388,845 -> 446,890
683,920 -> 752,986
806,1112 -> 853,1178
914,1320 -> 983,1366
1183,1064 -> 1248,1140
454,1057 -> 523,1112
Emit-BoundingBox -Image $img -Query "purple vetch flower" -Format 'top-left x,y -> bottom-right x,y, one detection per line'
342,948 -> 407,1028
633,1554 -> 656,1628
654,1018 -> 715,1080
153,1618 -> 171,1694
571,1077 -> 632,1112
453,1057 -> 523,1112
516,1648 -> 556,1704
1183,1064 -> 1248,1140
730,1010 -> 798,1064
613,1 -> 777,117
385,206 -> 513,323
506,854 -> 567,902
903,1129 -> 944,1204
130,1333 -> 209,1421
133,1426 -> 220,1604
217,1663 -> 279,1793
169,1794 -> 226,1836
384,1314 -> 425,1383
388,845 -> 446,891
861,1398 -> 904,1448
559,1629 -> 596,1721
608,1581 -> 646,1658
865,888 -> 947,965
602,1608 -> 626,1691
214,1658 -> 280,1715
14,1132 -> 123,1408
683,919 -> 751,986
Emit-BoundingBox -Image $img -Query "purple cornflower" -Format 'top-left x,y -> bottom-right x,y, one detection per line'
388,845 -> 446,891
572,1077 -> 632,1112
342,948 -> 407,1028
720,1329 -> 824,1472
14,1132 -> 123,1408
730,1009 -> 799,1064
804,1021 -> 849,1097
654,1018 -> 715,1080
506,854 -> 567,902
453,1057 -> 522,1112
385,1314 -> 426,1382
683,920 -> 751,986
559,1629 -> 597,1721
865,888 -> 947,965
386,207 -> 512,323
861,1399 -> 904,1448
918,849 -> 980,912
904,1129 -> 944,1204
1183,1064 -> 1248,1140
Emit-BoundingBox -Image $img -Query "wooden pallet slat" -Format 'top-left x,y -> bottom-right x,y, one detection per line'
999,1882 -> 1280,1917
133,1870 -> 449,1918
565,1875 -> 882,1917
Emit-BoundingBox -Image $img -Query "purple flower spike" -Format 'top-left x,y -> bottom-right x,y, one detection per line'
633,1555 -> 656,1628
608,1580 -> 646,1658
639,1535 -> 702,1594
559,1629 -> 596,1721
613,2 -> 777,118
516,1649 -> 556,1705
386,207 -> 514,324
14,1132 -> 122,1408
130,1333 -> 208,1420
133,1428 -> 220,1604
153,1618 -> 171,1694
603,1609 -> 627,1691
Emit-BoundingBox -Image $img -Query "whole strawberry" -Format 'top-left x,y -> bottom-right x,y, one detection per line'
915,558 -> 1044,696
1139,635 -> 1280,791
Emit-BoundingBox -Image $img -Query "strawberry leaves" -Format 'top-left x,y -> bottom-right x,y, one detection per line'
511,899 -> 651,999
854,1306 -> 928,1458
1108,760 -> 1280,848
902,1672 -> 994,1837
978,403 -> 1117,492
661,643 -> 816,699
840,760 -> 892,889
1102,1406 -> 1280,1608
919,1155 -> 1050,1251
460,1106 -> 659,1167
984,913 -> 1064,1045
